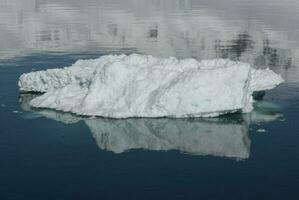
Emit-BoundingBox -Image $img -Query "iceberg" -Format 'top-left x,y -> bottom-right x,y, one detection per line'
18,54 -> 283,118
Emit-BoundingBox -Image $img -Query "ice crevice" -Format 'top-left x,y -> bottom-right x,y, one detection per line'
18,54 -> 284,118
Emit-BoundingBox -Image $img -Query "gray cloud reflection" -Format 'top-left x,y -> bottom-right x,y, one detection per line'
1,0 -> 299,82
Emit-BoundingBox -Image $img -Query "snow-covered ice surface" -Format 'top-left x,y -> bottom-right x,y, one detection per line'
18,54 -> 284,118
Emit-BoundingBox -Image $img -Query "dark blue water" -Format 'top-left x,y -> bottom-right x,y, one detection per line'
1,1 -> 299,199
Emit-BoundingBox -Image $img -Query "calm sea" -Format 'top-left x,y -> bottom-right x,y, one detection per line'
0,0 -> 299,199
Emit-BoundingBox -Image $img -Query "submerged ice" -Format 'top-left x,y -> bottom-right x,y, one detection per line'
18,54 -> 283,118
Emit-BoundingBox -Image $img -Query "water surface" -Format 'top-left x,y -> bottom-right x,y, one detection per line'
1,0 -> 299,199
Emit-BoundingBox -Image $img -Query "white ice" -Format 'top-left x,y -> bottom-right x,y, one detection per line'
18,54 -> 283,118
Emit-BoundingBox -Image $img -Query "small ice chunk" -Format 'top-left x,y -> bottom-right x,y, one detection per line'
13,110 -> 22,114
257,129 -> 267,133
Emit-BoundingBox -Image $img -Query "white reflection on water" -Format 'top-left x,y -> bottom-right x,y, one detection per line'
1,0 -> 299,82
19,93 -> 282,160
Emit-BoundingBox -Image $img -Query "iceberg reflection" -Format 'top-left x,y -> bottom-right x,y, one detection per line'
19,93 -> 282,159
86,118 -> 251,159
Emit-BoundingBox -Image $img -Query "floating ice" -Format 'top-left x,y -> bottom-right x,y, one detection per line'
18,54 -> 283,118
257,129 -> 267,133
